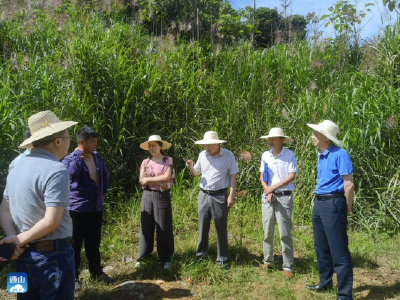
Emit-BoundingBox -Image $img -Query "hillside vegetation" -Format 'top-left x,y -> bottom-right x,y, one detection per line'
0,4 -> 399,234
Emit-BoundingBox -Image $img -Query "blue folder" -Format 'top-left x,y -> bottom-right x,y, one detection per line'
263,163 -> 268,183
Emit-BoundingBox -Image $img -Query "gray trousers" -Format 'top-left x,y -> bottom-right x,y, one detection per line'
196,190 -> 228,263
262,193 -> 294,272
138,189 -> 174,263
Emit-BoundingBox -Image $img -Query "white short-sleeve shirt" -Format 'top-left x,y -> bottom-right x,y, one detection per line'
259,147 -> 298,191
194,147 -> 239,191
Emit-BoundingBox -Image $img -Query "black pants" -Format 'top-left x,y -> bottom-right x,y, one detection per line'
312,196 -> 353,300
138,189 -> 174,263
70,210 -> 103,277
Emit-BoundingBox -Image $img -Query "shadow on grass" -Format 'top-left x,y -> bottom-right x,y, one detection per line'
76,281 -> 192,300
75,253 -> 193,300
117,253 -> 184,282
229,243 -> 262,266
355,281 -> 400,300
175,242 -> 318,275
351,252 -> 379,270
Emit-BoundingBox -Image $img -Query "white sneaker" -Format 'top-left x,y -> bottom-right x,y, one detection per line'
163,262 -> 172,270
134,262 -> 140,268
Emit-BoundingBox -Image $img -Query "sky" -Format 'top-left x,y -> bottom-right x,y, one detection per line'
230,0 -> 399,39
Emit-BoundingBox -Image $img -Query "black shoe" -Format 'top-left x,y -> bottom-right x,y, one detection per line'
92,273 -> 115,284
305,283 -> 333,292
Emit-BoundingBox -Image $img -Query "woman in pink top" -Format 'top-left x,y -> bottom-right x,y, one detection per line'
136,135 -> 174,270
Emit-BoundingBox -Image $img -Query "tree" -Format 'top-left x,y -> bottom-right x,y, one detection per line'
306,12 -> 324,43
321,0 -> 374,47
382,0 -> 400,14
217,2 -> 254,44
289,14 -> 308,40
253,7 -> 281,46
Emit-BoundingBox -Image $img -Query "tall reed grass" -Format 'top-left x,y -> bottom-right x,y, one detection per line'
0,7 -> 399,232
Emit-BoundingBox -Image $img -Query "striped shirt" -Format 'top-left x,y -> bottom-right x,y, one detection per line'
194,147 -> 239,191
259,147 -> 298,191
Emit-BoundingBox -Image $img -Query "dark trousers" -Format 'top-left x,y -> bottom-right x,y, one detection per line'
70,210 -> 103,277
312,196 -> 353,300
196,190 -> 228,263
16,244 -> 75,300
138,189 -> 174,263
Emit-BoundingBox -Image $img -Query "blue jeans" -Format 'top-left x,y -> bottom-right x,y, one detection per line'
15,244 -> 75,300
312,196 -> 353,300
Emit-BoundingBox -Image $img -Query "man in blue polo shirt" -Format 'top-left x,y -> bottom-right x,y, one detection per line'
305,120 -> 354,300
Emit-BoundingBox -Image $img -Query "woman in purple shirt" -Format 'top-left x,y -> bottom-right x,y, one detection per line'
135,135 -> 174,270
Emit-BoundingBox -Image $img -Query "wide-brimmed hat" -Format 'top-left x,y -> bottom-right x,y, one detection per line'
260,128 -> 293,143
140,135 -> 172,150
195,131 -> 227,145
19,111 -> 78,149
306,120 -> 342,147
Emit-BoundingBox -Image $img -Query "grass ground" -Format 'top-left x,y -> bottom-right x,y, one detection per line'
0,188 -> 399,300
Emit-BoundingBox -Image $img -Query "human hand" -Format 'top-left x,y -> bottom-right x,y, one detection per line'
264,186 -> 274,195
11,244 -> 27,260
183,158 -> 193,168
266,193 -> 274,203
227,195 -> 235,209
75,144 -> 85,158
347,206 -> 352,215
139,178 -> 150,186
0,235 -> 28,261
75,144 -> 85,152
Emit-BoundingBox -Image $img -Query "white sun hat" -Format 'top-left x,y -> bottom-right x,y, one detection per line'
260,128 -> 294,143
140,135 -> 172,150
195,131 -> 227,145
19,111 -> 78,149
306,120 -> 342,147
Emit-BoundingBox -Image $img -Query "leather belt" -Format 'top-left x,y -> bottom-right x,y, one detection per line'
201,188 -> 227,196
144,187 -> 161,192
30,237 -> 73,252
273,191 -> 292,196
315,193 -> 345,200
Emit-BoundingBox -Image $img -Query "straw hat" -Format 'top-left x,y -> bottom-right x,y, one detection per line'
260,128 -> 293,143
140,135 -> 172,150
19,111 -> 78,149
195,131 -> 227,145
306,120 -> 342,147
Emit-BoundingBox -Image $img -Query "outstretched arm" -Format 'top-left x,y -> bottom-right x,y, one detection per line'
183,158 -> 200,177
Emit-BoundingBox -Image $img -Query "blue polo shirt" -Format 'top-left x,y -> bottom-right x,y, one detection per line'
315,145 -> 353,194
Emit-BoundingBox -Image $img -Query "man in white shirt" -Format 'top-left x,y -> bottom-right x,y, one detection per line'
184,131 -> 239,269
260,128 -> 298,279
